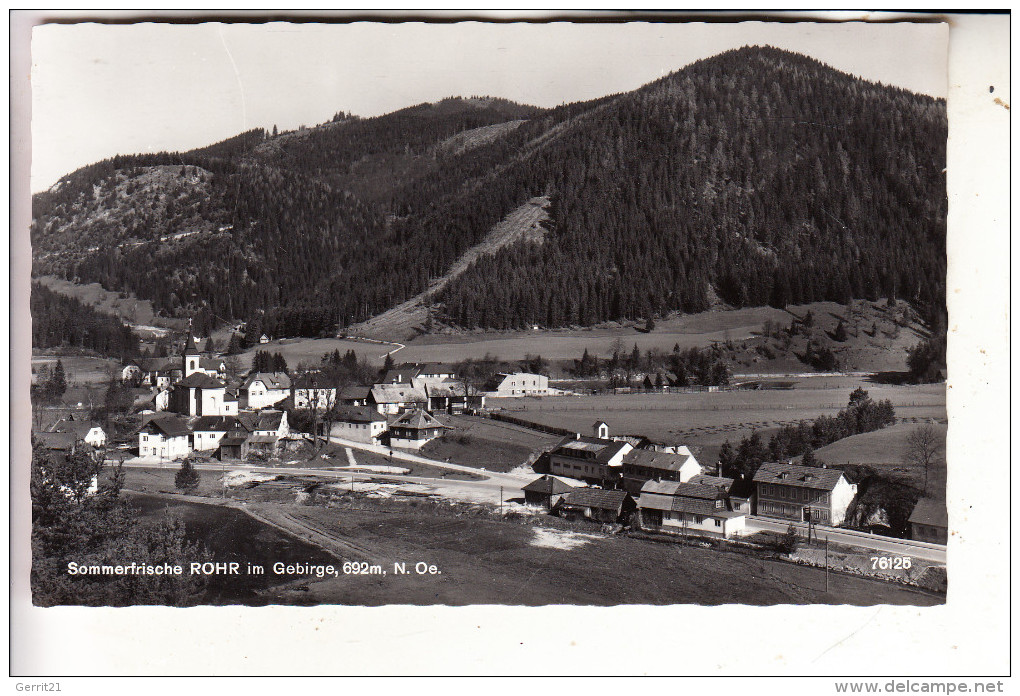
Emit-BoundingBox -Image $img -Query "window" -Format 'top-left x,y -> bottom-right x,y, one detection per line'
694,516 -> 704,524
714,519 -> 721,527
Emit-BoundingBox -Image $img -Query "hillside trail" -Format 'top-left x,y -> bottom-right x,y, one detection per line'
347,195 -> 551,342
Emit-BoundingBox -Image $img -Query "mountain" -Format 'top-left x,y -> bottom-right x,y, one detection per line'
30,47 -> 947,341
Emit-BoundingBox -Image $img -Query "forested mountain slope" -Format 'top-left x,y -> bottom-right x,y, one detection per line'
30,46 -> 947,342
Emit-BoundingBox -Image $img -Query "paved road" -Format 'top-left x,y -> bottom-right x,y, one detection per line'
746,516 -> 946,563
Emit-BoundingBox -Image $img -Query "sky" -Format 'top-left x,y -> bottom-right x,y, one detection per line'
28,18 -> 948,193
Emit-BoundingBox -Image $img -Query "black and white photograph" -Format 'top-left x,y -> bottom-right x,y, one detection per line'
9,10 -> 1010,681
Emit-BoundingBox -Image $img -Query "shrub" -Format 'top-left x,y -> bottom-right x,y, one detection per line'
174,458 -> 200,492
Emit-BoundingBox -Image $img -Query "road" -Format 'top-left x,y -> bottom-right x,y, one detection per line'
121,458 -> 525,506
746,516 -> 946,563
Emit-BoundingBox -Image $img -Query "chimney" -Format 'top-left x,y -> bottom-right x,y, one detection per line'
717,462 -> 722,476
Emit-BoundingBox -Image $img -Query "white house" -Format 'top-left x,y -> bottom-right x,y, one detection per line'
243,372 -> 292,409
240,410 -> 290,439
191,416 -> 241,452
327,406 -> 388,444
50,418 -> 107,448
485,372 -> 549,396
292,373 -> 338,410
547,432 -> 633,485
637,480 -> 747,539
137,415 -> 192,461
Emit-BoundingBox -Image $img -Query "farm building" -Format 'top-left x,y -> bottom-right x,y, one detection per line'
239,410 -> 290,439
49,418 -> 107,448
522,474 -> 583,508
688,473 -> 751,512
243,372 -> 292,410
424,380 -> 485,414
546,424 -> 633,485
484,372 -> 549,396
337,385 -> 371,406
370,384 -> 427,415
327,406 -> 388,444
621,448 -> 702,495
752,461 -> 857,526
137,415 -> 191,461
554,488 -> 635,524
908,498 -> 948,545
388,409 -> 450,450
636,480 -> 747,539
217,433 -> 250,461
34,431 -> 79,454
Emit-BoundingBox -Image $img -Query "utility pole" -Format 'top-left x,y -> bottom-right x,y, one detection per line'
825,535 -> 830,593
500,486 -> 504,515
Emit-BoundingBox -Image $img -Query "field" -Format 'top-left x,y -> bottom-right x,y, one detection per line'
419,414 -> 563,472
244,300 -> 926,375
814,422 -> 948,496
489,382 -> 947,466
31,354 -> 121,385
254,503 -> 941,606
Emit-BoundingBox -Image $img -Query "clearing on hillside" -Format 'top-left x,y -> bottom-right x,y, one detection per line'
349,196 -> 551,341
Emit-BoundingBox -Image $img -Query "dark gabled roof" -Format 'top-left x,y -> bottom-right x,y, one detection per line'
381,369 -> 418,384
141,415 -> 191,438
252,410 -> 285,431
50,419 -> 101,438
35,431 -> 77,450
752,461 -> 846,491
560,488 -> 630,511
292,372 -> 337,390
391,409 -> 448,430
219,434 -> 248,447
688,474 -> 735,490
622,448 -> 695,473
339,385 -> 371,400
639,479 -> 722,500
522,475 -> 578,495
199,357 -> 225,370
191,416 -> 239,432
177,373 -> 226,389
137,357 -> 175,373
908,498 -> 948,528
334,405 -> 387,424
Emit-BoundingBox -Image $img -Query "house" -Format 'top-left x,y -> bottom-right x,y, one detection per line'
243,372 -> 292,410
380,367 -> 421,385
546,424 -> 633,485
752,461 -> 858,526
381,363 -> 457,386
239,409 -> 290,439
388,409 -> 450,449
554,488 -> 635,524
171,373 -> 237,417
133,358 -> 183,387
424,380 -> 485,414
292,373 -> 338,410
369,383 -> 427,415
190,415 -> 241,452
259,334 -> 271,344
485,372 -> 549,397
908,498 -> 948,544
50,418 -> 107,448
327,405 -> 388,444
621,448 -> 702,495
137,414 -> 191,461
522,474 -> 583,508
636,480 -> 747,539
121,362 -> 143,382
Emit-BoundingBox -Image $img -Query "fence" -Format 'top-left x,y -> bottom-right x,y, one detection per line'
486,411 -> 576,437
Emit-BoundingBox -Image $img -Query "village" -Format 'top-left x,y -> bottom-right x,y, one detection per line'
31,324 -> 948,602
